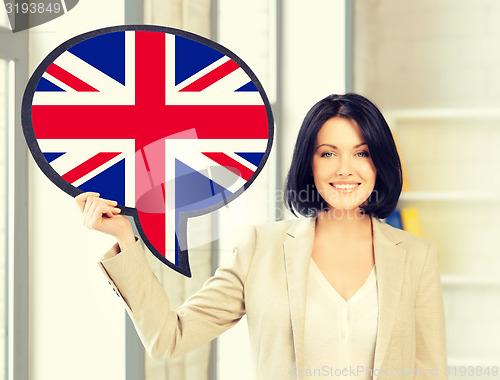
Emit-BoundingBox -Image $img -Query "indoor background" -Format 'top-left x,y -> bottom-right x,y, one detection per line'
0,0 -> 499,379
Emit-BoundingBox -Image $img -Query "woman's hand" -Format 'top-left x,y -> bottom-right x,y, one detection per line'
75,192 -> 136,253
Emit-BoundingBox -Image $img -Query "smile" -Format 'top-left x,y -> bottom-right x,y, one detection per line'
330,183 -> 360,190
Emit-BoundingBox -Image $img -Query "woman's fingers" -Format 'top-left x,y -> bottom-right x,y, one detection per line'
75,192 -> 99,213
89,204 -> 106,229
84,200 -> 99,228
77,193 -> 119,230
88,203 -> 121,230
76,192 -> 118,216
75,192 -> 133,241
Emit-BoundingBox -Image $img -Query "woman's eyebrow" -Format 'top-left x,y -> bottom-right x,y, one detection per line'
354,142 -> 368,148
314,142 -> 368,151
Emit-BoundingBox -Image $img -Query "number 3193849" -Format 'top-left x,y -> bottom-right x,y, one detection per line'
5,2 -> 62,14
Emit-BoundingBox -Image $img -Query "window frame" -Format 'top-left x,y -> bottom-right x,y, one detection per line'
0,25 -> 29,380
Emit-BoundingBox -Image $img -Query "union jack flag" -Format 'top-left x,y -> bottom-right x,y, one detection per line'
24,26 -> 273,277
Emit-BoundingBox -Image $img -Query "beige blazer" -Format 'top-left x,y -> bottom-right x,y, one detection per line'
99,217 -> 448,380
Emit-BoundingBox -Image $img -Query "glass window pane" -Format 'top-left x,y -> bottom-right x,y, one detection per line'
0,58 -> 7,377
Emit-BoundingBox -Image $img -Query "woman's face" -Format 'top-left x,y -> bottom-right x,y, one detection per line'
311,116 -> 377,213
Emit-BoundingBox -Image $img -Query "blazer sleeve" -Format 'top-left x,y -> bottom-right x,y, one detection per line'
98,225 -> 257,361
414,242 -> 449,379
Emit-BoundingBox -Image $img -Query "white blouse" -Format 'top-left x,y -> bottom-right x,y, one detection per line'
303,259 -> 378,379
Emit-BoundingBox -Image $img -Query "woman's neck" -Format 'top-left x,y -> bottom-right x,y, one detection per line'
315,208 -> 373,239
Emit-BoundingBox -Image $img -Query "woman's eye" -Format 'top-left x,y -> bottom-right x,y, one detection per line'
321,152 -> 333,158
356,151 -> 370,158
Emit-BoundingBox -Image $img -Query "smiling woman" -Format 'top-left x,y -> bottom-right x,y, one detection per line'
78,93 -> 448,380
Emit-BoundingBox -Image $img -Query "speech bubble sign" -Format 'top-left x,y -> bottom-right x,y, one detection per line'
22,25 -> 273,277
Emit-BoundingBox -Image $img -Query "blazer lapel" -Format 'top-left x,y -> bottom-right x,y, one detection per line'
372,217 -> 407,375
283,218 -> 315,371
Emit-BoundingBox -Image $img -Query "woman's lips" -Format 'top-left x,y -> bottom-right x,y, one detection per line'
329,182 -> 361,192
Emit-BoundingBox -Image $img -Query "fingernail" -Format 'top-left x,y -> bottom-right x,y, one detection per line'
114,208 -> 121,213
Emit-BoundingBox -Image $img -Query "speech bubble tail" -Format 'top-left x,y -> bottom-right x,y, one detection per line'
131,210 -> 192,278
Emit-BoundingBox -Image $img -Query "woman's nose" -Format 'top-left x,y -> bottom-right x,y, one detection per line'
336,156 -> 352,176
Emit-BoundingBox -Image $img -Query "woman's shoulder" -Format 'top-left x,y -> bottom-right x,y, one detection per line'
235,217 -> 312,245
375,217 -> 435,253
254,217 -> 313,238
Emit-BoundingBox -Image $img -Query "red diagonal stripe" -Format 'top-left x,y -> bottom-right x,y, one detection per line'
62,152 -> 121,184
179,60 -> 240,92
45,63 -> 99,92
202,152 -> 254,181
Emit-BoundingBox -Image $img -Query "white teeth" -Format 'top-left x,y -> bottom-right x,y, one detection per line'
332,183 -> 358,189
